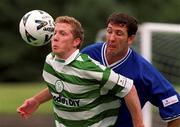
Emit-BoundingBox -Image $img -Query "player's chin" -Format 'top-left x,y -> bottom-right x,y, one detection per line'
107,47 -> 116,53
52,47 -> 59,53
52,50 -> 62,56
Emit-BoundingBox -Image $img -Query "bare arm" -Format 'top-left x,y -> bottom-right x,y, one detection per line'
33,87 -> 52,104
124,85 -> 144,127
17,87 -> 52,119
168,118 -> 180,127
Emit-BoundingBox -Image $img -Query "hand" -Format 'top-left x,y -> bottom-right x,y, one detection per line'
17,97 -> 40,119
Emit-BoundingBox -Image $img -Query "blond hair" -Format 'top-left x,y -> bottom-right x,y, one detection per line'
55,16 -> 84,48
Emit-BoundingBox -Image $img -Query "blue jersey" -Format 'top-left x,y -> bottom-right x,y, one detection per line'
81,42 -> 180,127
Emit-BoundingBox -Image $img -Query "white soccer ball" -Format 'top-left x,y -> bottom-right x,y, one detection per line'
19,10 -> 54,46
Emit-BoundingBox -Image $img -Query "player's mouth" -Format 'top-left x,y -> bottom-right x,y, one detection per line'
107,44 -> 116,49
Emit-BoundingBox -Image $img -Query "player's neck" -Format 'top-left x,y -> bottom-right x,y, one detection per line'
106,49 -> 128,65
56,48 -> 77,60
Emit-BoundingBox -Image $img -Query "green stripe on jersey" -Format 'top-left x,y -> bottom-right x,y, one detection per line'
71,54 -> 104,72
54,108 -> 118,127
100,68 -> 111,87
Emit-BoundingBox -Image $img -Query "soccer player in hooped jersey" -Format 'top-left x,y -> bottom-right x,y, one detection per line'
81,13 -> 180,127
17,16 -> 144,127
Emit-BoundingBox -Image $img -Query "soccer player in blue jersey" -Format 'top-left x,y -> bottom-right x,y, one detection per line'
17,16 -> 144,127
81,12 -> 180,127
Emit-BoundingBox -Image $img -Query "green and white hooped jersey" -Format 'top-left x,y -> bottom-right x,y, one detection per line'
43,50 -> 133,127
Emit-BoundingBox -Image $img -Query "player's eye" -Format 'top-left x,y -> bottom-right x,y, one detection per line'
59,31 -> 66,36
106,28 -> 112,34
116,31 -> 124,36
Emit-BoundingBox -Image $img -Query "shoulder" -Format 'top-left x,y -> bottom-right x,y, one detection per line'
81,42 -> 105,61
81,42 -> 104,53
77,53 -> 98,65
77,53 -> 91,62
45,52 -> 55,64
127,49 -> 165,82
76,53 -> 106,71
130,49 -> 154,69
131,49 -> 175,88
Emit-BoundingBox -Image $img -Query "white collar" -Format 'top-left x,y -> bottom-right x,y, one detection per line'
55,49 -> 80,65
102,43 -> 132,69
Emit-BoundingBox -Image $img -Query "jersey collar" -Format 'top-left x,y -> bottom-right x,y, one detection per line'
55,49 -> 80,65
102,43 -> 132,69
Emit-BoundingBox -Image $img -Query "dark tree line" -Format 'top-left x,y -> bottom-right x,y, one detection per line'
0,0 -> 180,82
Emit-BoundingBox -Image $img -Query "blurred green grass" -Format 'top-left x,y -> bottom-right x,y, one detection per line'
0,83 -> 179,114
0,82 -> 52,114
175,85 -> 180,92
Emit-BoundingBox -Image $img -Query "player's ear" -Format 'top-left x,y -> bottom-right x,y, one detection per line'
73,38 -> 81,48
128,35 -> 135,46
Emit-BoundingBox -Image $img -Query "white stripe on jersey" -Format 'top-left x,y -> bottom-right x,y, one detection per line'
100,70 -> 119,95
101,70 -> 133,97
53,99 -> 120,120
55,117 -> 118,127
51,92 -> 98,107
88,116 -> 118,127
55,120 -> 66,127
54,65 -> 103,81
43,70 -> 99,94
43,70 -> 59,85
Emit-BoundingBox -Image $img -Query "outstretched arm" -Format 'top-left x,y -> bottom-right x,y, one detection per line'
124,85 -> 144,127
17,87 -> 52,119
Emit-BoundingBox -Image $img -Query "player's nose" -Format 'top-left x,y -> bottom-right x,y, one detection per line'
108,33 -> 116,42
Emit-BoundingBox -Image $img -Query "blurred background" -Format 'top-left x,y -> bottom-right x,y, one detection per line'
0,0 -> 180,127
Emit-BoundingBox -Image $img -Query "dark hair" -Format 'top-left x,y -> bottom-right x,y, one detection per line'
106,13 -> 138,37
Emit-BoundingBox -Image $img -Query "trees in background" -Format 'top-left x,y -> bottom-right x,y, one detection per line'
0,0 -> 180,82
